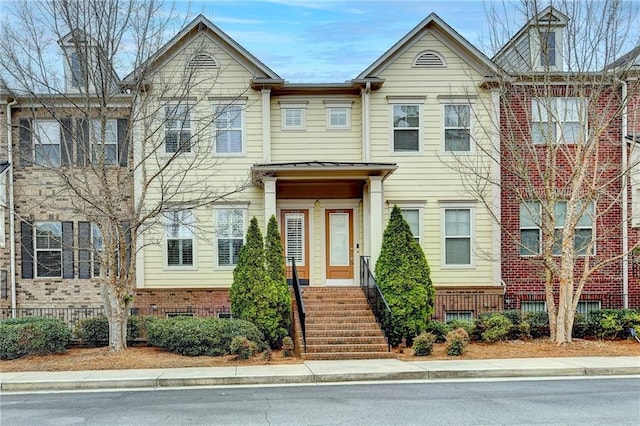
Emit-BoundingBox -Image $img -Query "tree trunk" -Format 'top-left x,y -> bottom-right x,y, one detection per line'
102,281 -> 128,352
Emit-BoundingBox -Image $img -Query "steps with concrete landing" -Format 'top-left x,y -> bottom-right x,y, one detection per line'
296,287 -> 394,360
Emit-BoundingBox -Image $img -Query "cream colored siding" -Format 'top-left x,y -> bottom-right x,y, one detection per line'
271,96 -> 362,162
372,31 -> 496,287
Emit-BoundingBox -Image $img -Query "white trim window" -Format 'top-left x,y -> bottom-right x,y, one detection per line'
443,207 -> 472,266
400,208 -> 421,244
166,210 -> 195,267
90,119 -> 117,165
444,104 -> 471,152
445,311 -> 473,322
532,97 -> 586,144
165,105 -> 191,153
91,223 -> 103,277
540,31 -> 556,67
214,104 -> 244,154
553,201 -> 595,256
35,221 -> 62,278
282,108 -> 305,130
577,300 -> 601,315
520,301 -> 547,313
519,201 -> 541,256
215,208 -> 245,267
34,120 -> 61,167
324,99 -> 353,130
391,104 -> 421,152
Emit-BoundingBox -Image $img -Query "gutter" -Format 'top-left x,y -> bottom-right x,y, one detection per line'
6,98 -> 17,316
621,79 -> 629,309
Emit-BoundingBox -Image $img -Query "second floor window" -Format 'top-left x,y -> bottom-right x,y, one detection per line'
165,105 -> 191,153
215,209 -> 244,267
91,120 -> 118,165
444,104 -> 471,152
532,97 -> 585,144
166,210 -> 195,267
35,221 -> 62,278
34,120 -> 61,167
214,105 -> 243,154
392,104 -> 420,152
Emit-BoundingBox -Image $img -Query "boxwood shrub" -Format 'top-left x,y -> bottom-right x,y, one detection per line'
146,317 -> 267,356
0,317 -> 72,360
74,316 -> 142,347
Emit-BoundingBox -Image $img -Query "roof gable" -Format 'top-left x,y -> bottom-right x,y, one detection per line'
123,14 -> 280,82
357,13 -> 496,79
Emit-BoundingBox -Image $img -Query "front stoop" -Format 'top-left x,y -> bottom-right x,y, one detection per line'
295,287 -> 394,360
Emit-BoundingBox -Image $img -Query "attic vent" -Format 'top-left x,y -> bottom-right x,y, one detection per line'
187,53 -> 218,69
413,51 -> 446,68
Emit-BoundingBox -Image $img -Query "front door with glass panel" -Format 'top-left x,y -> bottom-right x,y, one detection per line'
282,210 -> 309,284
325,209 -> 354,285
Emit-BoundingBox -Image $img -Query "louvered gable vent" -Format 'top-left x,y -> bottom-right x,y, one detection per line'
413,51 -> 446,68
187,53 -> 218,69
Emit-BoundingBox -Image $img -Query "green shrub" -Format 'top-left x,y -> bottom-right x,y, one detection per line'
0,317 -> 72,360
75,315 -> 142,347
523,311 -> 549,338
375,206 -> 435,345
281,336 -> 295,357
425,321 -> 451,343
447,319 -> 475,337
230,336 -> 258,360
572,313 -> 589,338
146,317 -> 266,356
446,327 -> 469,356
412,332 -> 436,356
587,309 -> 624,339
265,215 -> 293,347
619,309 -> 640,335
480,313 -> 513,343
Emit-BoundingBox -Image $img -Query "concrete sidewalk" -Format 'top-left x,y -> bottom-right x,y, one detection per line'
1,356 -> 639,392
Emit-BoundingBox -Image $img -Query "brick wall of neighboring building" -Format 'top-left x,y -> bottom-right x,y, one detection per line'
500,84 -> 627,308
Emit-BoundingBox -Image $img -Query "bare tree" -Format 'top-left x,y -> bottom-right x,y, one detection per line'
449,0 -> 640,344
0,0 -> 252,351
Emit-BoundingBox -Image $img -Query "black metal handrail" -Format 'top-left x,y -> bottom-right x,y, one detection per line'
360,256 -> 392,351
290,257 -> 306,352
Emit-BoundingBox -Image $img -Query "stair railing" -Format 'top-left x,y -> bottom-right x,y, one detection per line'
290,257 -> 306,352
360,256 -> 392,351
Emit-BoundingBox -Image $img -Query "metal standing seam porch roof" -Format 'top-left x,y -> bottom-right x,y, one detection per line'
251,161 -> 398,185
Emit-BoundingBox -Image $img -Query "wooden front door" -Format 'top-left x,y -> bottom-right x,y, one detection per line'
325,209 -> 354,283
281,210 -> 309,284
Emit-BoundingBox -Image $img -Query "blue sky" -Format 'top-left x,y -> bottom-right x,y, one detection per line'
179,0 -> 502,82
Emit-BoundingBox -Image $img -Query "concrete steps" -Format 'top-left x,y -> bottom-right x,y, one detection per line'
295,287 -> 392,360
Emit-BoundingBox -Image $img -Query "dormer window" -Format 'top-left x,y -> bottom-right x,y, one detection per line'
540,31 -> 556,67
70,51 -> 85,88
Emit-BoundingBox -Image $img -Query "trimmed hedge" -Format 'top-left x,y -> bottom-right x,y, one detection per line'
74,316 -> 142,347
1,317 -> 72,360
146,317 -> 267,356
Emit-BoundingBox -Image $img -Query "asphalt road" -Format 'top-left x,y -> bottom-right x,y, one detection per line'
2,377 -> 639,425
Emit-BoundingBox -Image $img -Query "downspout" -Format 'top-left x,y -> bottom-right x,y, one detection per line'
362,82 -> 371,162
6,98 -> 17,316
621,79 -> 629,309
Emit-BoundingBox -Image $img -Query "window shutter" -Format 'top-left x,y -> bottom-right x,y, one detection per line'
76,118 -> 89,166
117,118 -> 129,167
62,221 -> 74,278
61,118 -> 73,166
19,118 -> 32,166
78,221 -> 91,279
20,221 -> 33,279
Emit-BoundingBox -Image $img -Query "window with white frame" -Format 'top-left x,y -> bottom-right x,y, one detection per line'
392,104 -> 421,152
166,210 -> 195,267
91,223 -> 103,277
445,311 -> 473,322
576,300 -> 601,315
552,201 -> 594,256
282,108 -> 305,130
400,208 -> 421,244
532,97 -> 586,144
215,208 -> 244,267
520,301 -> 546,312
520,201 -> 541,256
35,222 -> 62,278
91,119 -> 117,165
444,104 -> 471,152
443,207 -> 472,266
34,120 -> 61,167
324,99 -> 353,130
540,31 -> 556,67
214,104 -> 244,154
165,105 -> 191,153
70,51 -> 84,89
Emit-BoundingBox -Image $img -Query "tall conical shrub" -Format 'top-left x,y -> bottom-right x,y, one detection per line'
375,205 -> 434,345
265,215 -> 292,345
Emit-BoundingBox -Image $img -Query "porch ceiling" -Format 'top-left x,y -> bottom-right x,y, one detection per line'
251,161 -> 397,186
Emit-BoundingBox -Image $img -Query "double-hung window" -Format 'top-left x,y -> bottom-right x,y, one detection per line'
553,201 -> 594,256
215,208 -> 244,267
214,105 -> 244,154
35,222 -> 62,278
166,210 -> 195,267
91,119 -> 118,165
444,104 -> 471,152
400,208 -> 421,244
34,120 -> 61,167
520,201 -> 541,256
540,31 -> 556,67
392,104 -> 421,152
165,105 -> 191,153
443,207 -> 472,266
532,97 -> 585,144
91,224 -> 103,277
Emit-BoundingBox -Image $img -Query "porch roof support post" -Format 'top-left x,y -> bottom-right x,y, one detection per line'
264,177 -> 277,222
368,176 -> 383,268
